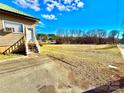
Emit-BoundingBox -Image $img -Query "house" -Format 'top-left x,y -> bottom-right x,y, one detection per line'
0,3 -> 40,55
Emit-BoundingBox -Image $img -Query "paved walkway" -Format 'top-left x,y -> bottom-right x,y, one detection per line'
117,44 -> 124,60
0,55 -> 83,93
0,56 -> 52,76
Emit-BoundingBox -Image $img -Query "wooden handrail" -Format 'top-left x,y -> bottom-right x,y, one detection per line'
3,36 -> 25,54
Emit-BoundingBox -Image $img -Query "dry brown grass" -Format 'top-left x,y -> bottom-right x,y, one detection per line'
0,47 -> 24,61
40,44 -> 124,88
0,54 -> 23,61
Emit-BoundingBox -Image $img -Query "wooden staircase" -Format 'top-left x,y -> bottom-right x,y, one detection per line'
0,33 -> 25,54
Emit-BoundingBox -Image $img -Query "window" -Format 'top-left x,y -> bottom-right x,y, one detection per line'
4,20 -> 23,33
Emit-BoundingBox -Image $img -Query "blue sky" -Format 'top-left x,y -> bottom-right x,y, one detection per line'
0,0 -> 123,34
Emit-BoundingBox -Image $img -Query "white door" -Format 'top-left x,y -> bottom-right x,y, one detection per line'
27,28 -> 34,42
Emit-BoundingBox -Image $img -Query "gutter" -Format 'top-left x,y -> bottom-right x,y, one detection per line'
0,9 -> 40,22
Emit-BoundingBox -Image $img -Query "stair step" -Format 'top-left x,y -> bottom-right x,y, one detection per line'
0,47 -> 9,53
0,33 -> 24,47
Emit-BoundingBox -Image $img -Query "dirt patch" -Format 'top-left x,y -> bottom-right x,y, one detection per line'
38,85 -> 57,93
0,57 -> 83,93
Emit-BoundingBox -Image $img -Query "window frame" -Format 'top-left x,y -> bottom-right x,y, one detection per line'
2,20 -> 24,33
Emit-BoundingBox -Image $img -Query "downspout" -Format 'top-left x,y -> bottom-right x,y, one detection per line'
25,26 -> 29,55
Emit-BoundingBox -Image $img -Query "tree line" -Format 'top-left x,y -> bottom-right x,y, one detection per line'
56,29 -> 124,44
37,34 -> 56,41
37,29 -> 124,44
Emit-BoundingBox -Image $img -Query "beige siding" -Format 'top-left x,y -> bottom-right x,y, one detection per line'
0,14 -> 3,31
0,11 -> 37,40
0,11 -> 36,32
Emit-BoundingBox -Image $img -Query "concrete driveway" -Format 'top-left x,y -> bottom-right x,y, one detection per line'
0,56 -> 83,93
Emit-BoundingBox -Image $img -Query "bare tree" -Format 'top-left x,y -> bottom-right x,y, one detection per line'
109,30 -> 119,44
56,29 -> 108,44
96,29 -> 107,44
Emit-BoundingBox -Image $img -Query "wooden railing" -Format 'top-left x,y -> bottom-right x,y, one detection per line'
5,27 -> 14,32
3,36 -> 25,55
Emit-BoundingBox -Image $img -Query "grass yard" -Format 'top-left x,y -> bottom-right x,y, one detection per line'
41,44 -> 124,89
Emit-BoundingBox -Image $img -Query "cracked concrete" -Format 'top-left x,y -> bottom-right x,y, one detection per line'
0,56 -> 83,93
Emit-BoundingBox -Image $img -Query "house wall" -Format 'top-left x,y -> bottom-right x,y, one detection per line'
0,14 -> 3,38
0,13 -> 3,31
0,11 -> 36,33
0,11 -> 38,43
0,11 -> 39,54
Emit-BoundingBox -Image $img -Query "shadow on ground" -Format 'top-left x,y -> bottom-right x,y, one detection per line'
83,77 -> 124,93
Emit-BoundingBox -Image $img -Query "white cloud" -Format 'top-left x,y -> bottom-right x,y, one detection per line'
64,0 -> 73,4
36,21 -> 45,28
41,14 -> 57,20
46,3 -> 55,12
77,1 -> 84,8
13,0 -> 40,11
44,0 -> 84,12
13,0 -> 84,12
58,4 -> 70,11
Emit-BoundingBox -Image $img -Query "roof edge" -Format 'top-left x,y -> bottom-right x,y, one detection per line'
0,8 -> 40,22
